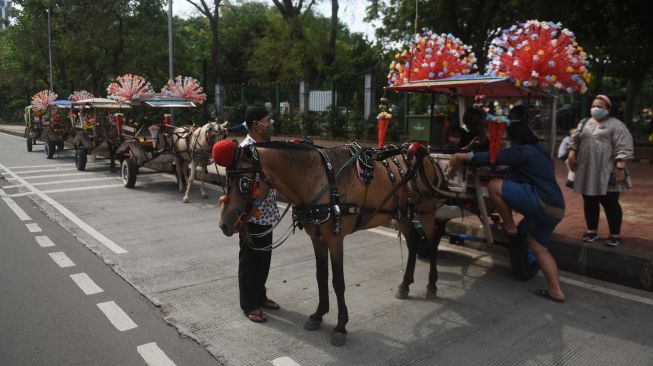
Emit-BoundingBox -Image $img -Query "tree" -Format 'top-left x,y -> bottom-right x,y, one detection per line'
185,0 -> 222,87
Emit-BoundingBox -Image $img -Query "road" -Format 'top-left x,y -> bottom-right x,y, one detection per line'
1,131 -> 653,366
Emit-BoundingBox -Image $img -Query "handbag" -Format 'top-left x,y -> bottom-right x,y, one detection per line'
565,118 -> 589,189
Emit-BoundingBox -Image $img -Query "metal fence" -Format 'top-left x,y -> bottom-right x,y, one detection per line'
220,78 -> 374,139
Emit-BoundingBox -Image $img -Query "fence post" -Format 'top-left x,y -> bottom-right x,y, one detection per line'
364,73 -> 372,120
215,83 -> 224,119
299,81 -> 307,113
275,82 -> 280,117
403,93 -> 409,136
240,83 -> 245,105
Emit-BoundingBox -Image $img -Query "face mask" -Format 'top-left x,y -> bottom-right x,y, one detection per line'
591,107 -> 609,120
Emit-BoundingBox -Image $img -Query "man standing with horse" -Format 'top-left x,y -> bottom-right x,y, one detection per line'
237,105 -> 281,323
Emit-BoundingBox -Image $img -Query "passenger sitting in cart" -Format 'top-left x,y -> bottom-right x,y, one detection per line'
460,106 -> 489,151
449,105 -> 566,303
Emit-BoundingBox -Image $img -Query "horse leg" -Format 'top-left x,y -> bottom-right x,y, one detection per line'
182,161 -> 196,203
305,239 -> 329,332
396,219 -> 418,299
424,216 -> 444,299
174,157 -> 184,193
109,144 -> 116,173
329,238 -> 348,346
200,165 -> 208,199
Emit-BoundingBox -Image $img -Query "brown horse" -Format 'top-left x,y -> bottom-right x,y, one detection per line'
172,121 -> 228,202
218,141 -> 449,346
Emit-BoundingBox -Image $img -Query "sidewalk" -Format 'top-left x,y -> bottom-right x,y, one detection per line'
2,122 -> 652,291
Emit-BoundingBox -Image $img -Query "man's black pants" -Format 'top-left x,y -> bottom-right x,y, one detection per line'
239,223 -> 272,314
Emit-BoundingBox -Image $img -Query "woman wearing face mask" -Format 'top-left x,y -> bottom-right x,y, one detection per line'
566,95 -> 634,247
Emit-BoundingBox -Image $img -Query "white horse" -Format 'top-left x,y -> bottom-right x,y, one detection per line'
173,121 -> 228,202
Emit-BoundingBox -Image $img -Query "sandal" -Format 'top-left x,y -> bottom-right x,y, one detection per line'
246,309 -> 267,323
533,289 -> 565,303
262,299 -> 280,310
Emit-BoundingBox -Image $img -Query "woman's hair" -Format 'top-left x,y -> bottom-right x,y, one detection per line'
463,107 -> 486,127
507,106 -> 539,145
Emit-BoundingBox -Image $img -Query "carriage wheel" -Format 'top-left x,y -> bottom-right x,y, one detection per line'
121,157 -> 138,188
45,141 -> 55,159
75,149 -> 87,171
26,136 -> 33,152
509,226 -> 540,280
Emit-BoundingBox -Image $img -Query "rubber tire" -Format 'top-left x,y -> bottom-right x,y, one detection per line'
45,141 -> 55,159
27,136 -> 33,152
121,157 -> 138,188
75,149 -> 87,171
509,226 -> 540,280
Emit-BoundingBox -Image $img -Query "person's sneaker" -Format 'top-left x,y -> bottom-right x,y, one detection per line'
606,236 -> 621,247
581,232 -> 600,242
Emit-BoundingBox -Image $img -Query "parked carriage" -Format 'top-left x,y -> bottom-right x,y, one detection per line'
387,74 -> 559,280
24,95 -> 76,159
115,95 -> 197,188
70,98 -> 132,172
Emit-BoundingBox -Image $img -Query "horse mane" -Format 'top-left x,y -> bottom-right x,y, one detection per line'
254,141 -> 355,181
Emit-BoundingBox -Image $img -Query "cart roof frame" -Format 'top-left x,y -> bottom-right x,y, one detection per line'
73,98 -> 132,109
386,75 -> 553,99
127,93 -> 197,108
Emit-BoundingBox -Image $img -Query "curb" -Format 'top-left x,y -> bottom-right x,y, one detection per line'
0,127 -> 25,138
446,219 -> 653,292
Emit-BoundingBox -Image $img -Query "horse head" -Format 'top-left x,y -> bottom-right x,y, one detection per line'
206,121 -> 229,146
214,140 -> 270,237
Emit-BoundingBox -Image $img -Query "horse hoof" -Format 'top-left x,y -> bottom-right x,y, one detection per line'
182,197 -> 190,203
202,193 -> 209,199
426,287 -> 438,299
330,332 -> 346,347
304,319 -> 322,331
395,288 -> 409,299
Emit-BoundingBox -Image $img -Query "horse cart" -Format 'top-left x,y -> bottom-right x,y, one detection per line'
115,95 -> 197,188
387,74 -> 558,280
24,98 -> 76,159
70,98 -> 132,172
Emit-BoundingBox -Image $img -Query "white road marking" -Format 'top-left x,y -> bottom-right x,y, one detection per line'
2,176 -> 117,189
5,184 -> 124,198
273,356 -> 302,366
0,189 -> 32,221
97,301 -> 138,331
4,172 -> 94,180
0,162 -> 128,254
35,235 -> 56,247
137,342 -> 177,366
7,163 -> 74,169
70,273 -> 103,295
2,167 -> 77,174
368,227 -> 653,307
48,251 -> 76,268
26,223 -> 42,232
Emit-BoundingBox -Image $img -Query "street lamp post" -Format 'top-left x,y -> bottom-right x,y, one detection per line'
47,8 -> 53,91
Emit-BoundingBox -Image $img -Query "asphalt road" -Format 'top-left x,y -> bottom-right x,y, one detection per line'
2,131 -> 653,366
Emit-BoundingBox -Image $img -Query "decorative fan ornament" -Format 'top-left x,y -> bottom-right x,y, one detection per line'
486,20 -> 591,93
387,31 -> 477,86
376,98 -> 392,147
68,90 -> 94,102
107,74 -> 154,102
161,75 -> 207,104
31,90 -> 58,112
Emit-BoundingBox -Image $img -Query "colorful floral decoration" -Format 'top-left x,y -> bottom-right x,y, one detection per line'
68,90 -> 94,102
161,75 -> 207,104
486,20 -> 591,93
31,90 -> 58,112
487,119 -> 508,164
107,74 -> 154,102
376,98 -> 392,147
387,31 -> 477,86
